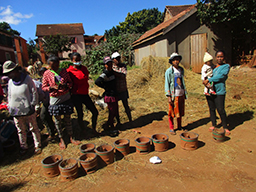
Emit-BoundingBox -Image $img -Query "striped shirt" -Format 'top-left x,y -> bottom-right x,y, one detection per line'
112,63 -> 127,93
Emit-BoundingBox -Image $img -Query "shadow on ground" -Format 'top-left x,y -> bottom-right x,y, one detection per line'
120,111 -> 167,131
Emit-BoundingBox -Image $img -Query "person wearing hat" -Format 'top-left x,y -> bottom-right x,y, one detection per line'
3,60 -> 41,155
111,52 -> 132,124
201,52 -> 216,96
165,53 -> 187,135
67,52 -> 99,136
95,56 -> 118,130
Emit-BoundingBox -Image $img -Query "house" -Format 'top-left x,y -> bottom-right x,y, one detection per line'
0,30 -> 29,66
132,4 -> 232,73
84,35 -> 105,50
36,23 -> 85,63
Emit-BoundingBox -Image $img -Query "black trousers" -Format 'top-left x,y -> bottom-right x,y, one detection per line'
206,95 -> 228,129
72,94 -> 98,130
40,103 -> 56,137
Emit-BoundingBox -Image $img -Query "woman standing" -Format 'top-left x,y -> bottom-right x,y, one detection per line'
3,61 -> 41,155
67,53 -> 99,135
203,50 -> 231,135
42,56 -> 80,149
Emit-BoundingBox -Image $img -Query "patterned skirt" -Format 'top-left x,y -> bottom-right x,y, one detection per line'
168,95 -> 185,118
48,99 -> 74,116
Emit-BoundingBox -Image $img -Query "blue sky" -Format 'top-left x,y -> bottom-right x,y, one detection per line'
0,0 -> 196,42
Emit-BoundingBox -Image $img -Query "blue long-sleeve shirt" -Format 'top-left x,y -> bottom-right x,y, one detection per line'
208,64 -> 230,95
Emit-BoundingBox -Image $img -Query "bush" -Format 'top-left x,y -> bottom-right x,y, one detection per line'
60,61 -> 73,69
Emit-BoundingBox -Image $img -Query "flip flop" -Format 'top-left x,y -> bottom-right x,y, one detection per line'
209,126 -> 215,132
225,129 -> 231,136
59,142 -> 66,150
169,129 -> 176,135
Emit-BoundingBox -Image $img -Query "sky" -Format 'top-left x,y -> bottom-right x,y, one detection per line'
0,0 -> 196,42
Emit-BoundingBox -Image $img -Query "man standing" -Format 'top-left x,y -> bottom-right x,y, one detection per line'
111,52 -> 132,124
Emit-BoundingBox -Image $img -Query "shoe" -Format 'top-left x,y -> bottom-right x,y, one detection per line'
204,92 -> 210,96
210,91 -> 217,95
169,129 -> 176,135
20,148 -> 28,155
34,147 -> 42,155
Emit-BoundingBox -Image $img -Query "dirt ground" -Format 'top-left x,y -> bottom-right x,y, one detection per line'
0,60 -> 256,192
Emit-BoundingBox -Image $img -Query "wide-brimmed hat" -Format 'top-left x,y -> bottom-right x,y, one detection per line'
111,52 -> 120,59
103,56 -> 112,64
203,52 -> 213,63
2,61 -> 18,74
169,53 -> 182,62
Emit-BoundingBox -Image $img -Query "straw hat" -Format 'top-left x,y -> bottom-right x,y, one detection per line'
203,52 -> 213,63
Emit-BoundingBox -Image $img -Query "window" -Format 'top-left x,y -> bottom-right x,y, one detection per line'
70,37 -> 77,44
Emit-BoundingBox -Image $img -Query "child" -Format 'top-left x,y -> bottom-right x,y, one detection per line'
3,61 -> 41,155
95,56 -> 118,130
165,53 -> 187,135
201,52 -> 216,96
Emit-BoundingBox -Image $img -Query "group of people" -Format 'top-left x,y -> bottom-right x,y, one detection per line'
1,51 -> 132,153
0,49 -> 230,155
165,50 -> 230,136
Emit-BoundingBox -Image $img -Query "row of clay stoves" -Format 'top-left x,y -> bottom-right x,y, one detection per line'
41,129 -> 227,181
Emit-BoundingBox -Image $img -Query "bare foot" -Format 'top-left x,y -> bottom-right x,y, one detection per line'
70,137 -> 81,145
59,138 -> 66,150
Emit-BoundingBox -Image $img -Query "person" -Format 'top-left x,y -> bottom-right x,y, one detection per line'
67,52 -> 99,135
201,52 -> 216,96
34,58 -> 42,75
95,56 -> 118,130
0,84 -> 3,102
165,53 -> 187,135
3,60 -> 41,155
111,52 -> 132,124
203,50 -> 231,135
32,67 -> 56,141
42,56 -> 80,149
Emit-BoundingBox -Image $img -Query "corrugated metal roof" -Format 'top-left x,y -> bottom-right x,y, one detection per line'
133,4 -> 196,46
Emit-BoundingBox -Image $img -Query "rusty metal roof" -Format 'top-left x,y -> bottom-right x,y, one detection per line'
36,23 -> 84,36
166,4 -> 194,17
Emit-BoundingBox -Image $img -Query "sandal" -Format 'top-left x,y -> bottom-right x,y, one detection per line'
225,129 -> 231,136
209,126 -> 215,132
71,139 -> 81,145
169,129 -> 176,135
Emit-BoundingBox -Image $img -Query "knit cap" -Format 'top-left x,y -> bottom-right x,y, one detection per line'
203,52 -> 213,63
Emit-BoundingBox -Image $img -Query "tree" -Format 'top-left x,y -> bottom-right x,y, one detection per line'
42,34 -> 71,56
105,8 -> 163,37
83,33 -> 141,74
27,38 -> 40,61
0,22 -> 20,36
197,0 -> 256,57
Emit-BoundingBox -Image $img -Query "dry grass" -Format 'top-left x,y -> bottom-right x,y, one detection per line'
1,56 -> 256,191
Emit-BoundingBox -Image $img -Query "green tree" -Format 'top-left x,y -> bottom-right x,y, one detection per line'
105,8 -> 163,37
27,38 -> 39,60
0,22 -> 20,36
42,34 -> 71,56
197,0 -> 256,56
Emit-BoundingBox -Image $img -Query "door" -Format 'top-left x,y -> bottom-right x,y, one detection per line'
190,33 -> 207,73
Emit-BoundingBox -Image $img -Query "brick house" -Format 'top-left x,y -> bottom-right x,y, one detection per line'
36,23 -> 85,63
0,30 -> 29,66
132,4 -> 232,73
